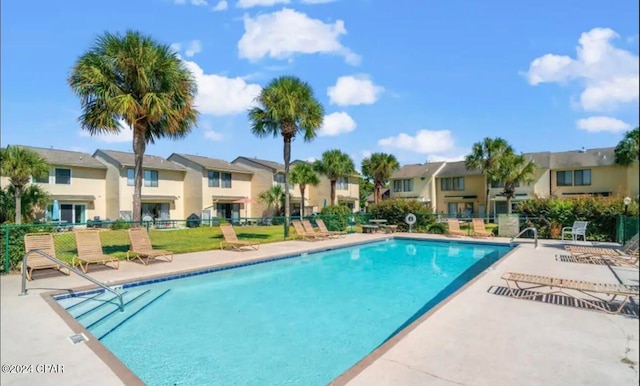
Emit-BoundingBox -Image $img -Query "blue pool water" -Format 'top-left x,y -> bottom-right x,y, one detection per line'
59,239 -> 510,385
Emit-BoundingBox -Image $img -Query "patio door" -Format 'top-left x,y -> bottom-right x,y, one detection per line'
55,204 -> 86,224
447,203 -> 458,217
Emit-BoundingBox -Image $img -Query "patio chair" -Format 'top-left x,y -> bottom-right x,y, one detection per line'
301,219 -> 331,238
562,233 -> 639,267
561,221 -> 589,242
127,228 -> 173,265
73,230 -> 120,273
291,220 -> 325,241
315,218 -> 347,238
219,224 -> 260,251
501,272 -> 639,314
23,233 -> 70,281
446,219 -> 466,237
471,218 -> 493,238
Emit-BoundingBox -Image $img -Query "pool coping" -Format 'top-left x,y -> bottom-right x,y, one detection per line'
40,235 -> 516,386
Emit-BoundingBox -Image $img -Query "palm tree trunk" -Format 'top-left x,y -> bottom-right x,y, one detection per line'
374,185 -> 380,204
330,180 -> 336,205
300,185 -> 306,218
14,186 -> 22,224
506,196 -> 512,215
485,174 -> 490,222
283,136 -> 291,237
132,126 -> 146,225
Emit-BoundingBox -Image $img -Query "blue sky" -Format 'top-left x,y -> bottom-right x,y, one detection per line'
2,0 -> 638,168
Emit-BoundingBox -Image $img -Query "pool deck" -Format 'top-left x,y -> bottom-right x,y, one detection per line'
1,233 -> 638,386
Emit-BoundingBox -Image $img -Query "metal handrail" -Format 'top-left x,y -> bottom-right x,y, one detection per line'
20,250 -> 124,311
510,227 -> 538,248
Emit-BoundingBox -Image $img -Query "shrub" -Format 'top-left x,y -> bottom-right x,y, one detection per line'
516,196 -> 638,242
426,222 -> 447,234
368,199 -> 435,232
318,205 -> 351,231
0,224 -> 55,272
109,219 -> 131,230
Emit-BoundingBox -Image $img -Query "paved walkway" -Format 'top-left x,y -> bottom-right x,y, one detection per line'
1,233 -> 638,386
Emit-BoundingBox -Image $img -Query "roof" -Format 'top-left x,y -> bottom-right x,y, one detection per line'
366,188 -> 389,202
437,161 -> 483,177
391,162 -> 445,179
550,147 -> 617,169
95,149 -> 185,171
169,153 -> 253,174
13,145 -> 107,169
522,152 -> 552,169
233,156 -> 285,173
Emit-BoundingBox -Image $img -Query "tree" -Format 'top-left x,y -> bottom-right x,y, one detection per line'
361,152 -> 400,204
313,149 -> 356,206
614,127 -> 639,166
258,185 -> 284,216
289,163 -> 319,217
465,137 -> 513,219
493,152 -> 536,214
0,146 -> 49,224
248,76 -> 324,237
68,30 -> 198,223
0,185 -> 50,224
358,177 -> 374,210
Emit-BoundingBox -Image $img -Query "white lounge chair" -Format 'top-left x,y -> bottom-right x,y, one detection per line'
561,221 -> 589,242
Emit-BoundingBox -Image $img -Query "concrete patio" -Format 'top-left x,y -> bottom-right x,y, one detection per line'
1,233 -> 638,386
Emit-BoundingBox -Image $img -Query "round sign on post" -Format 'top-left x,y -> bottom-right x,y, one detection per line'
405,213 -> 417,233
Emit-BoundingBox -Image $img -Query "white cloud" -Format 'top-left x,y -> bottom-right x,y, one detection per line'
185,40 -> 202,57
525,27 -> 639,112
301,0 -> 337,3
238,8 -> 360,65
174,0 -> 209,5
576,116 -> 631,133
428,153 -> 465,162
204,130 -> 224,141
237,0 -> 289,8
78,120 -> 132,143
318,112 -> 356,136
327,75 -> 384,106
212,0 -> 228,10
182,59 -> 262,116
378,130 -> 455,155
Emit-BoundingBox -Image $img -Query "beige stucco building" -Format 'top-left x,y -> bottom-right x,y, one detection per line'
387,162 -> 446,211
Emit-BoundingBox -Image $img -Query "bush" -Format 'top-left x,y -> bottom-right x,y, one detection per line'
318,205 -> 351,231
426,222 -> 447,234
368,199 -> 435,232
516,196 -> 638,242
0,224 -> 55,272
109,219 -> 131,230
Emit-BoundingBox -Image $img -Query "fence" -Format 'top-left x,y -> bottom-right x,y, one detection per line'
616,215 -> 639,245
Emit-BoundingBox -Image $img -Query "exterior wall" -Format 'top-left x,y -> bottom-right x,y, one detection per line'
488,168 -> 550,200
233,159 -> 276,217
388,177 -> 438,211
98,158 -> 121,220
551,165 -> 630,197
627,163 -> 639,198
307,175 -> 359,213
533,169 -> 551,198
173,158 -> 203,219
435,175 -> 486,217
116,169 -> 185,219
205,171 -> 253,215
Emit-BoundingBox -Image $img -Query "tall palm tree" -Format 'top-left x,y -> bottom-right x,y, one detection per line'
313,149 -> 356,206
248,76 -> 324,237
258,185 -> 284,216
361,152 -> 400,203
0,146 -> 49,224
465,137 -> 513,219
614,127 -> 639,166
290,163 -> 320,217
68,30 -> 198,223
493,152 -> 536,214
0,185 -> 50,224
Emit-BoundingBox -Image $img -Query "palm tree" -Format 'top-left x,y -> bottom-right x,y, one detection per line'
313,149 -> 356,206
0,185 -> 49,224
68,30 -> 198,223
258,185 -> 284,216
465,137 -> 513,219
248,76 -> 324,237
361,152 -> 400,203
290,163 -> 320,217
614,127 -> 639,166
493,152 -> 536,214
0,146 -> 49,224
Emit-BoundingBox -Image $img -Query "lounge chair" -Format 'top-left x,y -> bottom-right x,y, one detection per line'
561,221 -> 589,242
446,219 -> 466,237
219,224 -> 260,251
74,230 -> 120,272
23,233 -> 70,281
315,218 -> 347,238
472,218 -> 493,238
301,219 -> 331,238
562,233 -> 639,267
291,220 -> 325,240
501,272 -> 639,314
127,228 -> 173,265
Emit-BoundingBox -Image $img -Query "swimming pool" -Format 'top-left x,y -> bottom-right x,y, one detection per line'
56,238 -> 510,385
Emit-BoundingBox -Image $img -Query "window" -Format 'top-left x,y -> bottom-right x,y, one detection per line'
393,179 -> 413,192
574,170 -> 591,186
337,177 -> 349,190
440,177 -> 464,191
144,170 -> 158,187
274,173 -> 285,187
54,168 -> 71,185
556,171 -> 572,186
221,173 -> 232,188
208,171 -> 220,187
33,171 -> 49,184
126,168 -> 135,186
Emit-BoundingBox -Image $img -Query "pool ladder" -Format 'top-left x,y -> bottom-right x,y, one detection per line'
510,227 -> 538,249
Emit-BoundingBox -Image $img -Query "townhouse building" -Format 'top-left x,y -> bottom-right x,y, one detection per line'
290,160 -> 361,213
387,162 -> 446,211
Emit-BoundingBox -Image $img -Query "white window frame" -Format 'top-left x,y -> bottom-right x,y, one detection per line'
54,168 -> 72,185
